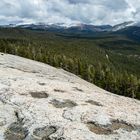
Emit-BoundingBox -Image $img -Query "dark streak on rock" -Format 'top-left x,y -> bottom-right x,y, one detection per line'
86,100 -> 103,107
6,66 -> 38,74
73,87 -> 83,92
54,89 -> 65,93
38,82 -> 46,86
30,91 -> 49,98
14,111 -> 24,123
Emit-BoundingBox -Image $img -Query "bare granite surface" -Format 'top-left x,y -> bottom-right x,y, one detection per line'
0,53 -> 140,140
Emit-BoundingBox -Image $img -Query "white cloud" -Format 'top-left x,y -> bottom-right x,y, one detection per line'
0,0 -> 139,25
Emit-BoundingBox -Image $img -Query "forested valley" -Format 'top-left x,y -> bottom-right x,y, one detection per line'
0,28 -> 140,99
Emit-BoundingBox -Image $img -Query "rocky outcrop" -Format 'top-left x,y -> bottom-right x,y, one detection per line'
0,53 -> 140,140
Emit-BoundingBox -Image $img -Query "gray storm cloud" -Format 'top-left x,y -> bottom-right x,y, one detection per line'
0,0 -> 139,25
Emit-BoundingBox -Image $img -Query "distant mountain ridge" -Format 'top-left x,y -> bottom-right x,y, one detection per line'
1,21 -> 139,32
1,21 -> 140,42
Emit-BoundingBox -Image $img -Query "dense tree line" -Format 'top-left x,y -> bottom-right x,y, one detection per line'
0,38 -> 140,99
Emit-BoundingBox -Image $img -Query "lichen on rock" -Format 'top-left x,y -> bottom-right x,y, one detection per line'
4,122 -> 28,140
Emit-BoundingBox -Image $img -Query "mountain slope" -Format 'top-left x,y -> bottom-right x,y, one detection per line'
0,53 -> 140,140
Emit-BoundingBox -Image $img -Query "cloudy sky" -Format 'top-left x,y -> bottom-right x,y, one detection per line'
0,0 -> 139,25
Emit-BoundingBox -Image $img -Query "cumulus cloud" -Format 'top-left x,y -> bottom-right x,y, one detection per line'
0,0 -> 139,25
